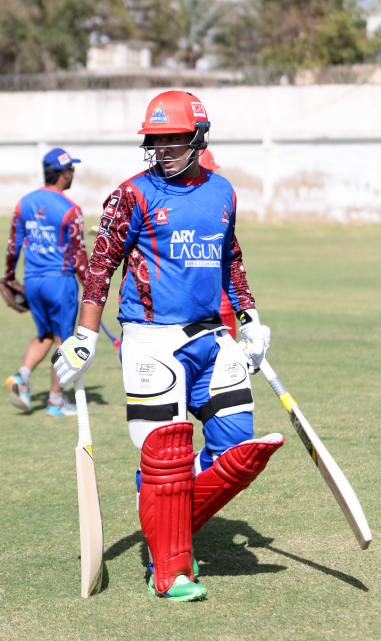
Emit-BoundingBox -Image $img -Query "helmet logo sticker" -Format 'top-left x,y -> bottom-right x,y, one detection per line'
191,102 -> 206,117
149,106 -> 169,124
155,208 -> 169,225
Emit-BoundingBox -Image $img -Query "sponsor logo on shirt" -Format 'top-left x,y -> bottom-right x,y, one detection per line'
170,230 -> 223,267
221,207 -> 229,225
104,195 -> 120,219
149,106 -> 169,124
99,216 -> 112,237
155,208 -> 169,225
35,207 -> 46,221
191,102 -> 207,117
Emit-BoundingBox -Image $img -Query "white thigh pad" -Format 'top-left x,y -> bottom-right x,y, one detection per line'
198,331 -> 254,425
121,329 -> 187,449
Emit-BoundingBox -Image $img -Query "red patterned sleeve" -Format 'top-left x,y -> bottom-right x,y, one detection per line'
67,207 -> 88,285
4,203 -> 24,280
222,191 -> 256,312
82,184 -> 137,306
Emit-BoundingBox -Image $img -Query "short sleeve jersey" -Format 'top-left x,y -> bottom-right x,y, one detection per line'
84,167 -> 255,325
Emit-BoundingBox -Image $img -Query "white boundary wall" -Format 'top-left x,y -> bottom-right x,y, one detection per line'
1,85 -> 381,222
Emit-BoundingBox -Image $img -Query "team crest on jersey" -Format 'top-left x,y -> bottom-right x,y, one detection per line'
155,208 -> 169,225
150,106 -> 169,124
104,195 -> 120,219
191,102 -> 206,117
221,207 -> 229,225
98,216 -> 112,238
34,207 -> 46,221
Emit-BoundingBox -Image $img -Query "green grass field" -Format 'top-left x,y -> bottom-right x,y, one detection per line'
0,218 -> 380,641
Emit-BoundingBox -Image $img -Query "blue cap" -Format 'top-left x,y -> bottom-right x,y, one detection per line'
43,147 -> 81,170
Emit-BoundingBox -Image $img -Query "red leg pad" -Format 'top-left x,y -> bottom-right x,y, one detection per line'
139,422 -> 195,594
192,435 -> 285,534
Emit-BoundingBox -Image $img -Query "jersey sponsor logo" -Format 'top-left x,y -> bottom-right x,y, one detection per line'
191,102 -> 207,117
155,208 -> 169,225
35,207 -> 46,221
170,229 -> 222,267
104,195 -> 120,219
26,224 -> 57,244
222,207 -> 229,225
149,106 -> 169,124
99,216 -> 112,238
57,152 -> 70,165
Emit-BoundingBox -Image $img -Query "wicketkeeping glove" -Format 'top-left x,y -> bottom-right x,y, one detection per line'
51,326 -> 98,388
238,309 -> 271,371
0,278 -> 29,313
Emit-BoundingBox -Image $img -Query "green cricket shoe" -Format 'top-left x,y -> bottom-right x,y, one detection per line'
148,574 -> 207,602
149,556 -> 199,578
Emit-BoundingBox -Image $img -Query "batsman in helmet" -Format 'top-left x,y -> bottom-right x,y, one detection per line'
52,91 -> 284,601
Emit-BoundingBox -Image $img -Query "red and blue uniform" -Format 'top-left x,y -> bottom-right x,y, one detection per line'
83,167 -> 254,323
4,187 -> 88,340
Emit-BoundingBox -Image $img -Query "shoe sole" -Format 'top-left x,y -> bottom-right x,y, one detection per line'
45,411 -> 77,417
7,379 -> 32,412
148,584 -> 207,602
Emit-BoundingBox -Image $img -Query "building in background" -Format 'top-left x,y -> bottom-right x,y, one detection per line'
87,41 -> 152,71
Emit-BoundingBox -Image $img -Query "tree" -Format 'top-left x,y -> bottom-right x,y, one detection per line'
0,0 -> 135,74
128,0 -> 227,68
214,0 -> 379,69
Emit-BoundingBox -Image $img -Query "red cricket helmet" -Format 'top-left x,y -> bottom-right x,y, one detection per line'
138,90 -> 209,135
199,148 -> 221,171
138,90 -> 211,179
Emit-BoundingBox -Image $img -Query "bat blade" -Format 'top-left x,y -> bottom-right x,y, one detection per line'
75,444 -> 104,597
259,358 -> 372,550
291,406 -> 372,550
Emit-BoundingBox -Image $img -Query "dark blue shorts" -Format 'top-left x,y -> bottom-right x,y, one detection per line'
24,275 -> 79,341
174,333 -> 254,466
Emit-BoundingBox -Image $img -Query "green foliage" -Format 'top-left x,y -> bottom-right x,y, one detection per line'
214,0 -> 380,69
0,0 -> 135,74
129,0 -> 225,67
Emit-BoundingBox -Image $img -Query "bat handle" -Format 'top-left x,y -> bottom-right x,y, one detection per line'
74,375 -> 92,447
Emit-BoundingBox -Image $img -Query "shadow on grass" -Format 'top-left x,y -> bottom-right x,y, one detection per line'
29,385 -> 108,411
100,517 -> 368,593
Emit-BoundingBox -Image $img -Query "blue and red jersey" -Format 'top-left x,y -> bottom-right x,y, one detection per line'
4,187 -> 88,284
83,167 -> 255,325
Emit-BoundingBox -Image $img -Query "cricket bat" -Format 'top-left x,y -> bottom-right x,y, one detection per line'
259,358 -> 372,550
74,375 -> 104,597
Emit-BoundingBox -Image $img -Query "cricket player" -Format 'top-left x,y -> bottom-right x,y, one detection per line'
52,92 -> 284,601
3,148 -> 88,416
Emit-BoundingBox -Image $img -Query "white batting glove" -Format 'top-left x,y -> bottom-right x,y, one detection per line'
51,326 -> 98,388
238,309 -> 270,369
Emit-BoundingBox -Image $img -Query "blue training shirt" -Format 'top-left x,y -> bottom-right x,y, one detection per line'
4,187 -> 88,284
83,167 -> 255,324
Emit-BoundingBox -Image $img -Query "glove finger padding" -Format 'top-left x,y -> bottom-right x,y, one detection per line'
0,279 -> 29,313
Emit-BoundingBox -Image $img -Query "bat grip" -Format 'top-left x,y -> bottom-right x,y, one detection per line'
74,375 -> 92,447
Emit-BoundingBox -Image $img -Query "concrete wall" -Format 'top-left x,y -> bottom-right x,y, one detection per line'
1,85 -> 381,222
